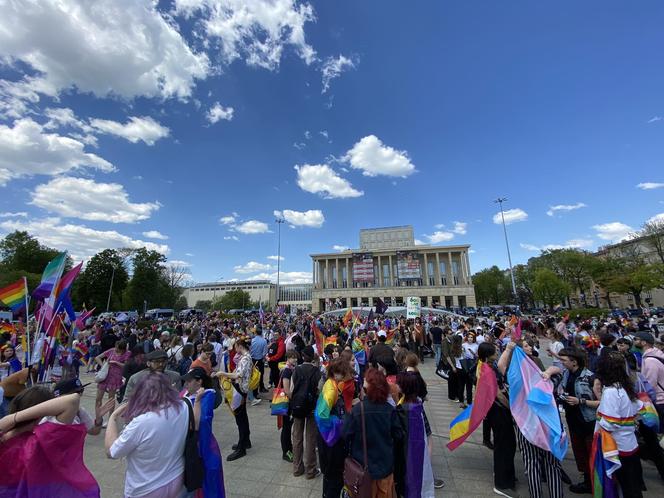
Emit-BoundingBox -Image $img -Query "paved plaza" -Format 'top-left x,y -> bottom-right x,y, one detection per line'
79,361 -> 664,498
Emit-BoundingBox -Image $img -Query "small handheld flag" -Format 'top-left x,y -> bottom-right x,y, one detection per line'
0,278 -> 28,313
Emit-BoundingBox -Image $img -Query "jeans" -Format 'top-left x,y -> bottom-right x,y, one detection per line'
433,344 -> 442,368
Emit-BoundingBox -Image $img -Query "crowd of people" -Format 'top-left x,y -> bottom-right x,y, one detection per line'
0,309 -> 663,497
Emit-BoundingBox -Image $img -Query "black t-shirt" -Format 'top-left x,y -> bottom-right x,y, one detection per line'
281,366 -> 293,383
430,327 -> 443,345
564,369 -> 594,434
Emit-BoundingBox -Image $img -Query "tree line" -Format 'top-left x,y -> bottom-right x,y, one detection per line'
0,231 -> 189,313
472,219 -> 664,309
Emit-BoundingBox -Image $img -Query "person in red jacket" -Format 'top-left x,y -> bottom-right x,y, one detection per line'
267,332 -> 286,388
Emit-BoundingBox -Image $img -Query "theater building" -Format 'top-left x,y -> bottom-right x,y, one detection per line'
311,226 -> 476,313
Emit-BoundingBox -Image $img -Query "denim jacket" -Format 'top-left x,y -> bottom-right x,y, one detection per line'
560,367 -> 597,423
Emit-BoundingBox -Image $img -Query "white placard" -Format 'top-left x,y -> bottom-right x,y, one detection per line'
406,296 -> 421,319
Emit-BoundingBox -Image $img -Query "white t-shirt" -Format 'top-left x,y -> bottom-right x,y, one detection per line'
109,401 -> 189,497
40,407 -> 95,431
462,342 -> 479,360
549,341 -> 564,368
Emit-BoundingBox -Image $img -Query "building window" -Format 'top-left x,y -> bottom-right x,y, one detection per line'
383,264 -> 390,287
427,261 -> 434,286
452,261 -> 460,285
439,261 -> 447,286
342,266 -> 348,288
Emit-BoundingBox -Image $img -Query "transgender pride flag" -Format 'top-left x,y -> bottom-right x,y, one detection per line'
507,345 -> 568,461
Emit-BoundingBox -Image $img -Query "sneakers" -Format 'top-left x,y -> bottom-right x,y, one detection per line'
251,398 -> 262,406
282,451 -> 293,463
434,479 -> 445,489
493,488 -> 515,498
306,469 -> 321,480
293,469 -> 305,477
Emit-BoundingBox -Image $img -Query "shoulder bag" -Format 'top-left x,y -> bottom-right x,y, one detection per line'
182,397 -> 205,492
343,397 -> 371,498
271,371 -> 290,416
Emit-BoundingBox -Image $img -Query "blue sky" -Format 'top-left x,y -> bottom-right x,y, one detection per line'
1,1 -> 663,284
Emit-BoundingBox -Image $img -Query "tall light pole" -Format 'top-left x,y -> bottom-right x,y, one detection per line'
106,265 -> 116,312
275,217 -> 285,309
494,197 -> 518,300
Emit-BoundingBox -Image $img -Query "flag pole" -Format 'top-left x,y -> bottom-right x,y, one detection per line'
23,276 -> 30,366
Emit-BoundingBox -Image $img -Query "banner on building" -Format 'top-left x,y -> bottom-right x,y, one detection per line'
352,253 -> 374,282
396,251 -> 421,281
406,296 -> 421,319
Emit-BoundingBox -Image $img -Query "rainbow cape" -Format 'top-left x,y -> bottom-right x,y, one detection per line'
590,429 -> 620,498
315,379 -> 354,447
507,345 -> 568,461
0,278 -> 27,313
0,422 -> 100,497
447,361 -> 497,450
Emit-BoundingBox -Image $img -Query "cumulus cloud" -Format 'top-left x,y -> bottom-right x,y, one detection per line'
414,239 -> 425,246
31,177 -> 160,223
267,255 -> 284,261
219,213 -> 238,225
452,221 -> 467,235
546,202 -> 587,217
174,0 -> 316,70
592,222 -> 634,242
0,212 -> 27,218
167,259 -> 191,267
295,164 -> 363,198
143,230 -> 169,240
424,231 -> 455,244
234,261 -> 273,274
637,182 -> 664,190
206,102 -> 234,123
274,209 -> 324,228
520,239 -> 594,252
321,54 -> 357,93
234,220 -> 270,234
0,0 -> 209,101
0,216 -> 168,261
648,213 -> 664,223
332,245 -> 349,252
492,208 -> 528,225
89,116 -> 169,145
247,271 -> 312,284
0,118 -> 115,185
343,135 -> 416,178
224,235 -> 239,241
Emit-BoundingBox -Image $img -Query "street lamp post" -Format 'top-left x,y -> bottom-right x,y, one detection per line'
494,197 -> 518,299
275,217 -> 285,310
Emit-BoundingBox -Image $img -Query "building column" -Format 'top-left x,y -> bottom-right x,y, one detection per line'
465,250 -> 472,284
336,258 -> 342,289
325,259 -> 329,289
435,253 -> 441,285
313,259 -> 317,288
447,252 -> 454,286
377,255 -> 382,287
459,251 -> 467,285
452,295 -> 458,307
389,254 -> 394,287
346,257 -> 350,288
423,253 -> 429,286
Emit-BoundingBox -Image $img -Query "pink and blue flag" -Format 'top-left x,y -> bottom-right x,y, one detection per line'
507,345 -> 568,461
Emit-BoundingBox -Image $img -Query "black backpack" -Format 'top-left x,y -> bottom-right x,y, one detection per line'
290,363 -> 321,418
182,397 -> 204,492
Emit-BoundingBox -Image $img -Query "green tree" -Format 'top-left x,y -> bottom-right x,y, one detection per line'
212,289 -> 252,311
195,300 -> 212,312
74,249 -> 129,311
127,249 -> 169,310
514,264 -> 536,309
472,266 -> 512,305
174,295 -> 188,311
641,219 -> 664,264
532,268 -> 569,309
162,264 -> 190,308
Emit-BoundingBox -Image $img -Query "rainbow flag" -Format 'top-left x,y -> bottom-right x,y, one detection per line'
312,320 -> 325,354
32,252 -> 67,300
315,379 -> 354,447
448,361 -> 498,450
637,392 -> 659,430
590,429 -> 620,498
0,322 -> 16,334
342,308 -> 354,327
352,337 -> 367,364
507,345 -> 568,461
0,278 -> 27,313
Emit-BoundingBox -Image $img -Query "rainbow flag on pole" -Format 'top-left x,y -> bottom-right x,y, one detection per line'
0,278 -> 28,313
448,361 -> 498,450
32,252 -> 67,300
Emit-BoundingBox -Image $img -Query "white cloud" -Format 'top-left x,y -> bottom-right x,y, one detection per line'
424,231 -> 455,243
274,209 -> 324,228
492,208 -> 528,225
0,118 -> 115,185
546,202 -> 587,217
0,212 -> 27,218
267,255 -> 284,261
224,235 -> 239,241
452,221 -> 467,235
174,0 -> 316,70
31,177 -> 160,223
206,102 -> 234,123
293,142 -> 306,150
294,164 -> 363,198
44,107 -> 90,131
247,271 -> 312,284
520,239 -> 594,252
414,239 -> 425,246
319,130 -> 329,140
219,213 -> 238,225
185,253 -> 194,257
0,216 -> 169,261
321,54 -> 357,93
143,230 -> 169,240
167,259 -> 191,267
592,222 -> 634,242
234,261 -> 273,274
332,245 -> 349,252
0,0 -> 209,101
637,182 -> 664,190
648,116 -> 662,123
234,220 -> 269,234
304,130 -> 311,140
89,116 -> 169,145
343,135 -> 416,178
648,213 -> 664,223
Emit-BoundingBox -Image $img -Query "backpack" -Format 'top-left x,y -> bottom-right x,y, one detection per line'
290,363 -> 321,418
182,397 -> 204,492
167,346 -> 182,369
248,363 -> 261,392
143,339 -> 155,354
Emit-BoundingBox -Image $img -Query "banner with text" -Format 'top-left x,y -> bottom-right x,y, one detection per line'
406,296 -> 421,319
352,253 -> 374,282
396,251 -> 421,281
